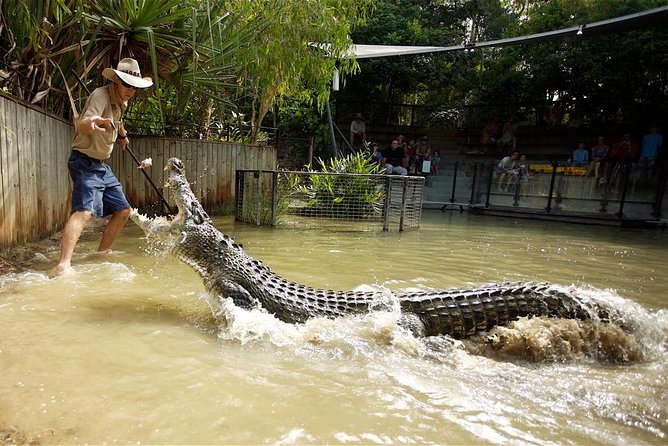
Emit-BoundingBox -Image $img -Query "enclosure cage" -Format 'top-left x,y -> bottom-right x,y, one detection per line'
235,170 -> 425,231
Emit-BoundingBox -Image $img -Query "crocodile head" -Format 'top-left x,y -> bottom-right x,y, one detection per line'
130,157 -> 212,236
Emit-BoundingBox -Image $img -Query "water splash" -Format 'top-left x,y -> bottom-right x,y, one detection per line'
473,285 -> 668,363
202,283 -> 668,365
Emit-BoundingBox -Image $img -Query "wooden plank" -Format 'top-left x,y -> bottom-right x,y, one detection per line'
35,112 -> 47,238
5,100 -> 20,244
26,108 -> 40,240
17,104 -> 31,241
0,97 -> 9,244
152,138 -> 167,209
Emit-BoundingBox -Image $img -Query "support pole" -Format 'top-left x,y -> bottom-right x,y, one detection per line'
325,101 -> 338,156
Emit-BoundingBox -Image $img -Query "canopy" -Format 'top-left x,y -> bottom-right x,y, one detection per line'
345,5 -> 668,59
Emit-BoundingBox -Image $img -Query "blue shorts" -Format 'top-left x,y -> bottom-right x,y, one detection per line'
68,150 -> 130,217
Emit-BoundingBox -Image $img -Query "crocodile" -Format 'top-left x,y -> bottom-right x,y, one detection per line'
130,157 -> 615,339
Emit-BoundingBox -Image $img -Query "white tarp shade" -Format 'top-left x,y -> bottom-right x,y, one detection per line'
343,5 -> 668,59
348,44 -> 452,59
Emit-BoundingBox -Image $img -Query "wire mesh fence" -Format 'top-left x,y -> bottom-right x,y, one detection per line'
235,170 -> 425,231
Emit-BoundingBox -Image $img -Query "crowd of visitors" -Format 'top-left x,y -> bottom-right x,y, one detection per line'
373,135 -> 441,176
481,116 -> 517,153
494,150 -> 532,191
569,125 -> 663,183
350,112 -> 663,185
349,112 -> 442,176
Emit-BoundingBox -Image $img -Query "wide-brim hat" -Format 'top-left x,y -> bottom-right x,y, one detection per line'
102,58 -> 153,89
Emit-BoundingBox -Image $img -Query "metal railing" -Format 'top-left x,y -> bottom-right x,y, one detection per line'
422,159 -> 667,221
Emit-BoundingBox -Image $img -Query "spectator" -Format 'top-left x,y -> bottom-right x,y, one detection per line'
349,112 -> 366,150
370,142 -> 382,165
481,118 -> 500,152
639,124 -> 663,182
587,136 -> 609,178
415,135 -> 432,174
382,138 -> 408,175
602,133 -> 639,184
431,150 -> 442,175
498,117 -> 517,151
404,137 -> 416,173
495,150 -> 520,191
639,124 -> 663,166
572,141 -> 589,167
608,133 -> 639,164
505,153 -> 530,191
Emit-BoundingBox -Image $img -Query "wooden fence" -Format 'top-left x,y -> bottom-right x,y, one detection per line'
0,93 -> 276,246
0,94 -> 73,246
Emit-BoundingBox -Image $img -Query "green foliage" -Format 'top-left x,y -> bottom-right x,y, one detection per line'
292,151 -> 385,218
337,0 -> 667,127
222,0 -> 376,142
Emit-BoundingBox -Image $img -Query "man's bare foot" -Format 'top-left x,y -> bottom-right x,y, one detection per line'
49,264 -> 75,279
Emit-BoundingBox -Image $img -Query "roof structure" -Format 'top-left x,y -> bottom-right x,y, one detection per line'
346,5 -> 668,59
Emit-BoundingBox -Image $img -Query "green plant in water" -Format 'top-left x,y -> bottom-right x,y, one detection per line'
294,150 -> 385,219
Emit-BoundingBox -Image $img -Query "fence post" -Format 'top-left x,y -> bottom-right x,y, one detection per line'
469,160 -> 478,205
616,162 -> 631,218
256,171 -> 262,226
652,164 -> 668,219
485,161 -> 494,208
450,160 -> 459,203
399,176 -> 408,232
513,180 -> 521,207
235,170 -> 243,221
545,161 -> 558,213
271,171 -> 279,227
383,176 -> 392,231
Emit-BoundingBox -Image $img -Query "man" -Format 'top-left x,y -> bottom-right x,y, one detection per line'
639,125 -> 662,165
382,139 -> 408,175
349,112 -> 366,149
414,135 -> 431,173
50,58 -> 153,277
608,133 -> 639,164
495,150 -> 520,190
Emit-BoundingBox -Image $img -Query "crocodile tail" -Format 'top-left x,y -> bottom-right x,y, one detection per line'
400,283 -> 595,338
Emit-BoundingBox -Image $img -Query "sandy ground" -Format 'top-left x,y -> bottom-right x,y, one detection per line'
0,236 -> 60,275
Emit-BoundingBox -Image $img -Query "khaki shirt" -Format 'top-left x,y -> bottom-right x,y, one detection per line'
71,84 -> 127,160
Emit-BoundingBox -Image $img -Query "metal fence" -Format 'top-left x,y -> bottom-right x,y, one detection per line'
235,170 -> 425,231
422,159 -> 667,221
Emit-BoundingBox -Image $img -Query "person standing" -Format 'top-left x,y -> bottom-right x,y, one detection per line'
587,136 -> 609,178
50,58 -> 153,278
414,135 -> 432,173
349,112 -> 367,150
498,117 -> 517,151
639,124 -> 663,165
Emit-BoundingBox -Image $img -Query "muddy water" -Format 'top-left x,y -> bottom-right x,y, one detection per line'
1,211 -> 667,444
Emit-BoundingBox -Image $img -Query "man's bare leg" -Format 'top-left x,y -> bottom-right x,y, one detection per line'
50,210 -> 92,277
98,208 -> 131,252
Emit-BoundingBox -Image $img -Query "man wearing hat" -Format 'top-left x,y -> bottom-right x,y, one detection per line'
51,58 -> 153,277
349,112 -> 367,150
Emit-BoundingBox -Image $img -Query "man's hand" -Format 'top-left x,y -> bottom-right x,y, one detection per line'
118,136 -> 130,150
87,116 -> 113,134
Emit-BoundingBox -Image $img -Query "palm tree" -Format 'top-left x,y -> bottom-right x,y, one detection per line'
0,0 -> 246,133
